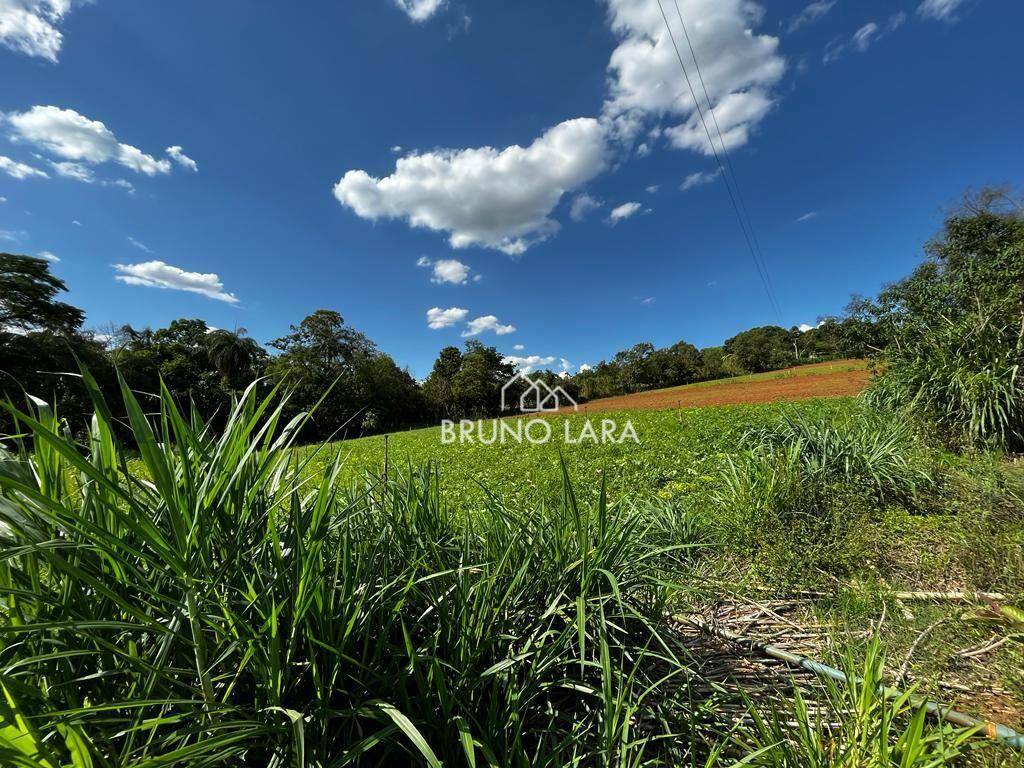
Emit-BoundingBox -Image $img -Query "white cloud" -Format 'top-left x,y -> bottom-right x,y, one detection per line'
393,0 -> 446,22
165,146 -> 198,172
799,320 -> 824,332
334,117 -> 609,255
917,0 -> 969,22
641,296 -> 655,304
127,236 -> 152,253
607,201 -> 642,224
416,255 -> 431,267
5,106 -> 191,177
681,167 -> 722,190
795,211 -> 818,223
426,306 -> 468,329
463,315 -> 516,336
502,354 -> 556,373
38,250 -> 58,261
602,0 -> 785,154
391,145 -> 403,154
512,343 -> 525,351
664,90 -> 774,155
0,154 -> 48,179
569,192 -> 603,222
645,184 -> 659,194
788,1 -> 836,33
49,160 -> 93,182
0,228 -> 26,242
579,363 -> 592,373
0,0 -> 80,62
824,13 -> 906,63
71,218 -> 81,225
0,196 -> 6,202
113,260 -> 239,304
431,258 -> 470,284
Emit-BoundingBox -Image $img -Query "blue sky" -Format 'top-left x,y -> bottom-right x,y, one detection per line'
1,0 -> 1021,377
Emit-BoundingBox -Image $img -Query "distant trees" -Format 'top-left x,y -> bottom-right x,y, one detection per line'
207,328 -> 266,391
267,310 -> 423,440
422,341 -> 515,420
724,326 -> 795,373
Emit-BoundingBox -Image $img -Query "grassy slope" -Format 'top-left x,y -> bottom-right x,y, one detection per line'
311,398 -> 856,513
312,394 -> 1024,737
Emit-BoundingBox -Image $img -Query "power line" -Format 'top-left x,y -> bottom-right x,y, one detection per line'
671,0 -> 782,318
653,0 -> 783,322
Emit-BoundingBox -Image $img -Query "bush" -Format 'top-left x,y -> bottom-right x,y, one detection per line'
868,312 -> 1023,451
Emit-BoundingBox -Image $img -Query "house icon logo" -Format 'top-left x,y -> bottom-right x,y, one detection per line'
501,370 -> 578,413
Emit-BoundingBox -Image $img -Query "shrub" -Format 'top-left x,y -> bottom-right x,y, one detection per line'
867,312 -> 1023,452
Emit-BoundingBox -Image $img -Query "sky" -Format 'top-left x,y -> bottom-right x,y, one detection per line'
1,0 -> 1022,378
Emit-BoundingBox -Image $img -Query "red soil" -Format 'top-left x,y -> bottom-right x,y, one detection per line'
568,365 -> 872,415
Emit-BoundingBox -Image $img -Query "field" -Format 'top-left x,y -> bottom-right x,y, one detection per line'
2,375 -> 1023,765
569,359 -> 871,413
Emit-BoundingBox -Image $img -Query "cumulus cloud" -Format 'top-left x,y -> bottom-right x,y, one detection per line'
166,145 -> 198,172
5,107 -> 195,177
0,154 -> 48,179
113,260 -> 239,304
664,90 -> 774,155
787,0 -> 836,33
602,0 -> 785,154
462,315 -> 516,336
607,201 -> 642,224
0,0 -> 81,62
569,192 -> 603,222
502,354 -> 556,373
512,343 -> 525,351
917,0 -> 969,22
579,363 -> 593,373
393,0 -> 446,22
430,258 -> 471,284
681,167 -> 722,190
335,118 -> 609,255
426,306 -> 468,329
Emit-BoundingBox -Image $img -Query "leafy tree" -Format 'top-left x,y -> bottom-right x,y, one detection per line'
1,253 -> 84,333
207,328 -> 267,391
451,341 -> 515,419
724,326 -> 795,373
422,346 -> 463,419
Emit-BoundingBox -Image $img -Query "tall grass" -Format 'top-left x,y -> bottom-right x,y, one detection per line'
868,312 -> 1023,451
735,640 -> 977,767
0,374 -> 705,766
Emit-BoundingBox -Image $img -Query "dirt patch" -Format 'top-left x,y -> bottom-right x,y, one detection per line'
570,367 -> 872,414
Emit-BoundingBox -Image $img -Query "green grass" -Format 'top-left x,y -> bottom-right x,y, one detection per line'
309,398 -> 862,515
1,379 -> 1021,766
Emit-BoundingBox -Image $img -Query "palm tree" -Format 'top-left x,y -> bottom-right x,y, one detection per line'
206,327 -> 263,391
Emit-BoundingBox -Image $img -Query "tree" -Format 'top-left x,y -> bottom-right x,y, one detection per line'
1,253 -> 84,333
422,346 -> 463,419
724,326 -> 795,373
207,328 -> 266,391
451,341 -> 515,419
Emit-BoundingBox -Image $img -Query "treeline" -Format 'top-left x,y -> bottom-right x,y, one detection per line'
570,317 -> 877,401
1,254 -> 869,439
3,186 -> 1020,443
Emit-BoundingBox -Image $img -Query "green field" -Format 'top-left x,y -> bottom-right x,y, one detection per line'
312,397 -> 856,512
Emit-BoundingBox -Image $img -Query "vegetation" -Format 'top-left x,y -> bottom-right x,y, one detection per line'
4,377 -> 1020,766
